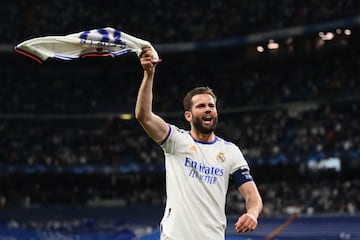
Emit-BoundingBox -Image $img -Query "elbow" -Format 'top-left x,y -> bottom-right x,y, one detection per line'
134,110 -> 141,121
134,106 -> 145,121
135,109 -> 150,124
135,112 -> 145,124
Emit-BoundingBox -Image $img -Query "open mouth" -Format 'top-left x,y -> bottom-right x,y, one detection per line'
203,116 -> 212,124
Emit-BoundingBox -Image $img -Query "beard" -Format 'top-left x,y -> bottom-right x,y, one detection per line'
193,116 -> 218,134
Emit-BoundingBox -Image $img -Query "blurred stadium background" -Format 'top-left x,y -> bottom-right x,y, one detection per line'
1,0 -> 360,239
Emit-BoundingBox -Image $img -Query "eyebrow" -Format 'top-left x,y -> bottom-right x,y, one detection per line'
195,102 -> 215,108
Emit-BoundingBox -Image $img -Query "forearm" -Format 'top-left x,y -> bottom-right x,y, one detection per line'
234,181 -> 263,233
245,191 -> 263,218
135,68 -> 168,142
135,70 -> 155,121
241,182 -> 263,218
135,48 -> 168,142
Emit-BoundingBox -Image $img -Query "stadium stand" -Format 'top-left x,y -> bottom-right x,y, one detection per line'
1,0 -> 360,44
0,1 -> 360,239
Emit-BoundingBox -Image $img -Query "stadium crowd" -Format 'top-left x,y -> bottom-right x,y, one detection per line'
1,168 -> 359,217
1,48 -> 360,217
0,0 -> 359,219
1,0 -> 360,44
1,45 -> 359,168
0,100 -> 359,169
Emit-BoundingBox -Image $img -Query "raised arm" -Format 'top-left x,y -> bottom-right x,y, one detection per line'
135,48 -> 169,143
235,181 -> 263,233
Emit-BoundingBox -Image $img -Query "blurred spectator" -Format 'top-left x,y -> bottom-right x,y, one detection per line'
0,1 -> 359,217
1,0 -> 359,44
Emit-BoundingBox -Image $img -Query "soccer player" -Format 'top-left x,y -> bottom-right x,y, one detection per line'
135,48 -> 263,240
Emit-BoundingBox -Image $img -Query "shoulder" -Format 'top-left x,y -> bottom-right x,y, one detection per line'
171,124 -> 188,134
160,124 -> 190,145
215,136 -> 245,161
215,136 -> 238,148
168,124 -> 190,138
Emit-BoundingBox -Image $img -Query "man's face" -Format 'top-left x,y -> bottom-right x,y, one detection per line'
188,94 -> 218,134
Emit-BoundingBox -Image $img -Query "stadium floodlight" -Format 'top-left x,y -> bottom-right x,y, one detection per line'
267,39 -> 279,49
344,29 -> 352,35
256,46 -> 264,52
118,113 -> 133,120
319,32 -> 334,41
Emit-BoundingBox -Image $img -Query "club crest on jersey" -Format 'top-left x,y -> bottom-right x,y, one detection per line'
217,152 -> 226,163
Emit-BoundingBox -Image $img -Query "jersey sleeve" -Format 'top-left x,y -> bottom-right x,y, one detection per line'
160,124 -> 189,154
229,144 -> 249,174
229,145 -> 254,187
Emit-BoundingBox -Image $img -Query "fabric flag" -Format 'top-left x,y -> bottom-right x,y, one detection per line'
15,27 -> 159,64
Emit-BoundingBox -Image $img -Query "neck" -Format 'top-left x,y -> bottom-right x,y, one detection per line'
190,130 -> 215,143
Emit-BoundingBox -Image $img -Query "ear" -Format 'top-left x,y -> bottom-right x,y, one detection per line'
184,111 -> 192,122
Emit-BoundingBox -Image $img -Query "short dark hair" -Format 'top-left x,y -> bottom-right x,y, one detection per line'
183,86 -> 217,111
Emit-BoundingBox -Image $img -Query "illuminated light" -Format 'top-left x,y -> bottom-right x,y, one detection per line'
267,39 -> 279,49
268,42 -> 279,49
325,32 -> 334,40
118,113 -> 133,120
318,32 -> 325,37
344,29 -> 352,35
319,32 -> 334,41
256,46 -> 264,52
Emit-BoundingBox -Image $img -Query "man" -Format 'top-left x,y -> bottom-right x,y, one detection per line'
135,48 -> 263,240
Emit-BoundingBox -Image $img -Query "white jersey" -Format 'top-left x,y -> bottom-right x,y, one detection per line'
159,125 -> 250,240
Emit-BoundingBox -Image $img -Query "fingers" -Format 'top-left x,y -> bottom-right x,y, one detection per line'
235,220 -> 256,233
234,213 -> 258,233
140,48 -> 161,62
140,48 -> 162,70
140,48 -> 152,58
